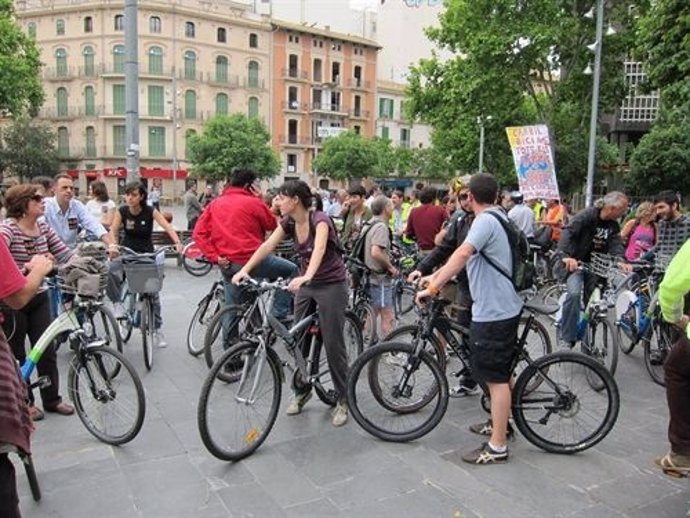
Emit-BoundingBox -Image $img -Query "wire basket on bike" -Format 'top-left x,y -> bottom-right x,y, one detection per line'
122,258 -> 164,294
587,253 -> 626,285
58,272 -> 109,298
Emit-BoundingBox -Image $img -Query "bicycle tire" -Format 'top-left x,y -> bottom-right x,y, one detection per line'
347,341 -> 449,442
182,241 -> 213,277
644,320 -> 677,387
24,454 -> 41,502
583,317 -> 618,386
615,291 -> 639,355
118,290 -> 135,343
204,303 -> 261,378
382,324 -> 447,370
354,300 -> 377,347
197,341 -> 282,461
514,316 -> 553,393
141,299 -> 154,371
313,311 -> 364,405
186,293 -> 222,357
68,345 -> 146,445
512,351 -> 620,454
393,283 -> 416,319
86,305 -> 123,354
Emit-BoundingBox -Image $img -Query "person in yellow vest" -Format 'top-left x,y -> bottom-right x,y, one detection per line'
389,189 -> 411,239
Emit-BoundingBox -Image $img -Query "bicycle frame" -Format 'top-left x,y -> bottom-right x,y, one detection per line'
21,308 -> 80,380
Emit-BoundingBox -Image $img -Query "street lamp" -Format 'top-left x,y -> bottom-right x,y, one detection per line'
167,73 -> 181,203
584,0 -> 604,208
477,115 -> 493,173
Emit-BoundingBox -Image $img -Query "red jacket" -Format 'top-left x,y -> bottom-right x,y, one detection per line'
193,187 -> 277,264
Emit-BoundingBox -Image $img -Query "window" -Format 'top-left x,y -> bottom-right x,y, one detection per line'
215,55 -> 228,82
400,128 -> 410,148
56,87 -> 68,117
83,46 -> 95,76
185,129 -> 197,159
247,60 -> 259,88
215,93 -> 228,116
114,15 -> 124,31
313,58 -> 322,83
184,90 -> 197,119
378,97 -> 394,118
288,54 -> 298,77
113,125 -> 126,155
149,16 -> 161,33
331,62 -> 340,84
84,16 -> 93,33
113,84 -> 125,115
148,127 -> 165,157
400,100 -> 406,119
185,21 -> 195,38
56,19 -> 65,35
184,51 -> 196,79
217,27 -> 226,43
27,22 -> 36,38
353,125 -> 361,135
249,33 -> 258,48
57,127 -> 69,157
353,65 -> 362,87
353,95 -> 361,116
147,86 -> 164,116
84,86 -> 95,116
287,119 -> 298,144
288,34 -> 300,44
287,154 -> 297,172
55,48 -> 67,76
288,86 -> 298,108
381,126 -> 390,140
113,45 -> 125,73
85,126 -> 96,157
148,46 -> 163,74
248,96 -> 259,118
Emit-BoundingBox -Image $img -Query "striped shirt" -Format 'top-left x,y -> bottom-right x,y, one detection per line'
0,218 -> 71,270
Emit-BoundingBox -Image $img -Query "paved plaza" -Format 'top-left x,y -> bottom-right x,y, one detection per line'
15,222 -> 690,517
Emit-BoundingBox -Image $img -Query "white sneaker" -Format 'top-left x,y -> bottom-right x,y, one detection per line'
286,391 -> 312,415
154,331 -> 168,348
331,402 -> 348,427
113,302 -> 126,320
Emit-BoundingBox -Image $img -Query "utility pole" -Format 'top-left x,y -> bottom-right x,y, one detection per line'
585,0 -> 604,208
125,0 -> 140,181
477,115 -> 492,173
171,72 -> 179,202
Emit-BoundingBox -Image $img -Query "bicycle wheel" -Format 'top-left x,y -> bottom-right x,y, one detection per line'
514,316 -> 553,392
141,299 -> 155,371
512,351 -> 620,454
382,324 -> 447,371
68,346 -> 146,445
313,311 -> 364,405
187,292 -> 222,357
197,341 -> 281,461
615,290 -> 640,355
23,454 -> 41,502
118,289 -> 135,343
204,303 -> 260,376
354,301 -> 377,347
85,305 -> 123,354
393,283 -> 416,320
644,320 -> 677,387
182,241 -> 213,277
583,318 -> 618,387
347,341 -> 449,442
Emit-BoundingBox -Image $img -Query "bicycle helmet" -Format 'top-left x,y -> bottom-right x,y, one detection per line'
510,191 -> 524,204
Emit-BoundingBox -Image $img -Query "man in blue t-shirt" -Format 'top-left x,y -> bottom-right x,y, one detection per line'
417,173 -> 523,465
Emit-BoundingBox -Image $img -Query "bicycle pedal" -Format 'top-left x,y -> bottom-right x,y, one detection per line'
30,376 -> 52,390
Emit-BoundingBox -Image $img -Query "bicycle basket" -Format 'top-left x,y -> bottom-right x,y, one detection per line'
654,253 -> 673,274
588,253 -> 620,281
59,272 -> 109,298
122,260 -> 164,294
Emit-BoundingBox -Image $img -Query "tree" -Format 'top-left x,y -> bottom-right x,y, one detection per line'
312,131 -> 381,181
187,114 -> 280,181
0,0 -> 44,116
406,0 -> 643,193
0,117 -> 60,181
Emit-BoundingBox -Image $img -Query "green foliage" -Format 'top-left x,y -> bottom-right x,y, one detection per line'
0,0 -> 44,116
635,0 -> 690,110
406,0 -> 643,194
627,111 -> 690,195
187,114 -> 280,181
0,117 -> 60,180
312,131 -> 381,180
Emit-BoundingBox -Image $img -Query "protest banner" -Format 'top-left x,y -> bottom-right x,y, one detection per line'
505,125 -> 559,200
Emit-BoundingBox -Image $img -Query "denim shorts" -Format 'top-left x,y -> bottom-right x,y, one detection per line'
469,314 -> 521,384
369,283 -> 393,310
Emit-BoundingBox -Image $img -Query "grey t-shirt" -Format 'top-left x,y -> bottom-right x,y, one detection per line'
508,204 -> 535,238
464,208 -> 524,322
364,217 -> 392,286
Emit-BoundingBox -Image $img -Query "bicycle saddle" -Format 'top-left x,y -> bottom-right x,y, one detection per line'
524,299 -> 560,315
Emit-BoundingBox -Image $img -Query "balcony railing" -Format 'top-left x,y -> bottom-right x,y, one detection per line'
346,77 -> 371,89
281,68 -> 309,80
349,108 -> 370,119
282,100 -> 309,111
39,106 -> 100,119
206,73 -> 240,87
242,77 -> 266,90
310,103 -> 348,115
278,135 -> 311,146
43,67 -> 77,80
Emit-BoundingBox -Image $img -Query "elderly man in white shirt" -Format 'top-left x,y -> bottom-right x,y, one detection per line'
507,192 -> 535,239
43,173 -> 113,249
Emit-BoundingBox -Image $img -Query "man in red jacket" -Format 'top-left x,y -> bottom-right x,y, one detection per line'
193,168 -> 296,324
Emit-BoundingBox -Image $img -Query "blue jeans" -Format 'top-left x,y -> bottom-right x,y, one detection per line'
560,271 -> 597,343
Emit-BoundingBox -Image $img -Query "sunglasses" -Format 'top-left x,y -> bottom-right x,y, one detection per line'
459,193 -> 469,201
30,194 -> 44,202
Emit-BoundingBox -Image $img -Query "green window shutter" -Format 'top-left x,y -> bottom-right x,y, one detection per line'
215,94 -> 228,116
184,90 -> 196,119
248,61 -> 259,88
381,126 -> 389,140
113,125 -> 126,155
113,45 -> 125,73
83,46 -> 94,76
85,127 -> 96,157
248,97 -> 259,118
148,85 -> 164,116
379,98 -> 385,117
56,88 -> 68,116
113,84 -> 125,115
84,86 -> 95,116
184,51 -> 196,80
148,126 -> 165,157
57,127 -> 69,157
215,56 -> 228,82
148,47 -> 163,74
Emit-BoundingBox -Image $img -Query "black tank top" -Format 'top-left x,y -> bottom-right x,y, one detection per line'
119,204 -> 154,253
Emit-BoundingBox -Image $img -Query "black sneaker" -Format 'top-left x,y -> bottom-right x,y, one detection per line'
468,418 -> 515,440
461,442 -> 509,464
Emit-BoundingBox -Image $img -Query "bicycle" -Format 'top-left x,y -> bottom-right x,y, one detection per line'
346,296 -> 620,453
197,277 -> 363,461
20,271 -> 146,445
181,239 -> 213,277
186,261 -> 225,357
115,245 -> 172,370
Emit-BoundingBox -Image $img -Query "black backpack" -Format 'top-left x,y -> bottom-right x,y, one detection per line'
350,220 -> 392,272
479,210 -> 535,292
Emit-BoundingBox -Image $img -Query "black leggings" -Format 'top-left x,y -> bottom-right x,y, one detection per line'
0,453 -> 21,518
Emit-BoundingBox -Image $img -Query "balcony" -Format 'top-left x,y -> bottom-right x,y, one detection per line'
281,68 -> 309,81
177,69 -> 204,82
206,73 -> 240,88
349,108 -> 370,119
282,100 -> 308,112
242,77 -> 266,90
43,67 -> 77,81
278,135 -> 311,146
310,103 -> 348,116
101,64 -> 126,76
38,106 -> 100,119
346,78 -> 371,90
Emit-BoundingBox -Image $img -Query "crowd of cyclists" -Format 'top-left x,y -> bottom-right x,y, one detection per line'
1,168 -> 689,517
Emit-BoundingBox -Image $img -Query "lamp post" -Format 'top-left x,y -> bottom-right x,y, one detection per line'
584,0 -> 604,208
477,115 -> 492,173
168,73 -> 180,204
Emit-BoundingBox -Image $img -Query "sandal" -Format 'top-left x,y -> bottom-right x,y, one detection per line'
29,406 -> 44,422
654,452 -> 690,478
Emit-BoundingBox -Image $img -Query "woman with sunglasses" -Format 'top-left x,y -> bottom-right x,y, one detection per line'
0,184 -> 73,421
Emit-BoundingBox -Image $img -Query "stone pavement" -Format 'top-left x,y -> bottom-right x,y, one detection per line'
16,261 -> 689,518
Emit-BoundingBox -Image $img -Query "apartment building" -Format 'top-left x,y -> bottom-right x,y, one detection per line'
15,0 -> 271,198
376,80 -> 430,150
270,20 -> 379,189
